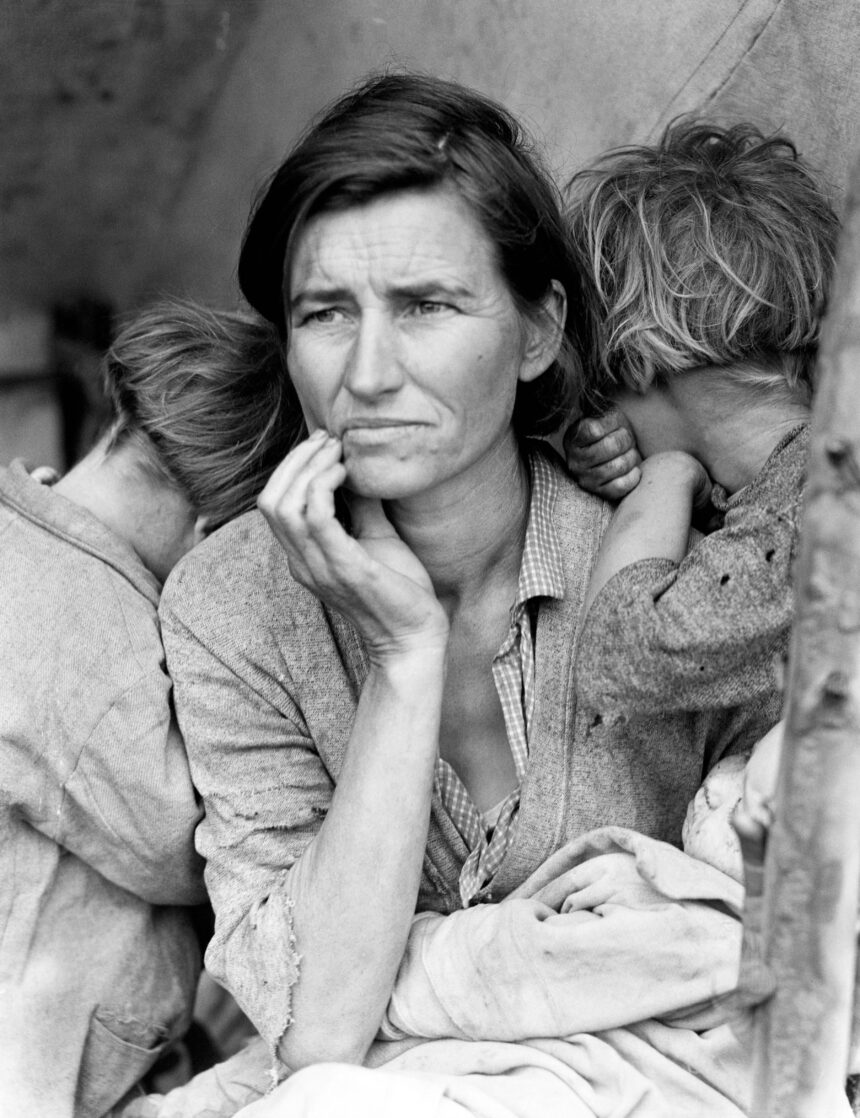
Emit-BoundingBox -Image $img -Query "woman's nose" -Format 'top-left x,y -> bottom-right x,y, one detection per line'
343,312 -> 404,398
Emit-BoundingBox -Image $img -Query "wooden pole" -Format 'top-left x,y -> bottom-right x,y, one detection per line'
750,159 -> 860,1116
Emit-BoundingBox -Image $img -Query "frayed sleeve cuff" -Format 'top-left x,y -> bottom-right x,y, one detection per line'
211,873 -> 302,1054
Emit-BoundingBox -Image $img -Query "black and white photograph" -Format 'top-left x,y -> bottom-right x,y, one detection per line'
2,3 -> 860,1115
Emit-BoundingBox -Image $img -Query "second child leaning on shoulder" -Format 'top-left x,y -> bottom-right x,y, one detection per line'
0,298 -> 301,1118
563,118 -> 838,719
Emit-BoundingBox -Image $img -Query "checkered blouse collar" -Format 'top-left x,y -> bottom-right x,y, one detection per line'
514,447 -> 566,610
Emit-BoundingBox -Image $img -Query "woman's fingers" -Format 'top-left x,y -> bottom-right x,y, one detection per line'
260,427 -> 331,502
259,435 -> 343,533
348,495 -> 397,541
534,853 -> 652,912
534,861 -> 597,908
561,880 -> 610,913
257,433 -> 447,652
304,461 -> 349,530
258,433 -> 356,587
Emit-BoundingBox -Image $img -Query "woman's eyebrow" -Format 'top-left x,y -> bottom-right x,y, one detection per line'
292,280 -> 476,308
291,286 -> 354,309
387,279 -> 475,300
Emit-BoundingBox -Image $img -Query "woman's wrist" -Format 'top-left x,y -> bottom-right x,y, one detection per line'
366,631 -> 449,679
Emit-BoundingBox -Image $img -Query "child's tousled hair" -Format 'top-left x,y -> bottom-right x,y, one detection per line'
104,299 -> 304,531
566,118 -> 839,411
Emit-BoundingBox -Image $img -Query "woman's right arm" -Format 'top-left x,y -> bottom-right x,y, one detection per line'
283,647 -> 444,1067
163,431 -> 450,1071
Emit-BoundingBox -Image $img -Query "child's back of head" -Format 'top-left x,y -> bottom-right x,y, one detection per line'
103,299 -> 305,531
567,119 -> 839,413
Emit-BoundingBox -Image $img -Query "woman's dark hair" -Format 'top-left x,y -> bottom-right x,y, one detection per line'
238,72 -> 586,435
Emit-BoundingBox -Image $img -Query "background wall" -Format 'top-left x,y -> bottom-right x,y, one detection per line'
3,0 -> 860,465
149,0 -> 860,310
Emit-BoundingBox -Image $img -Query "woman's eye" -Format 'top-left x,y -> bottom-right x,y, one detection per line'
412,300 -> 452,316
309,308 -> 339,324
298,307 -> 345,326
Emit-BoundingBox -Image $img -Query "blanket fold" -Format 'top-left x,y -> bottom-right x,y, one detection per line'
384,827 -> 746,1042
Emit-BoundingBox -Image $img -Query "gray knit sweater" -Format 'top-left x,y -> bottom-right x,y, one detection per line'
576,424 -> 807,715
160,448 -> 780,1047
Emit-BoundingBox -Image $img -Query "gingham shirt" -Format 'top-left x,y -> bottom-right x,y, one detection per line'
434,451 -> 565,907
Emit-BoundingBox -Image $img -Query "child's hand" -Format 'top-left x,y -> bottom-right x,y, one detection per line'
732,721 -> 783,897
564,407 -> 642,499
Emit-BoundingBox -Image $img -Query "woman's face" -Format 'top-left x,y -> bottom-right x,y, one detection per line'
284,186 -> 558,500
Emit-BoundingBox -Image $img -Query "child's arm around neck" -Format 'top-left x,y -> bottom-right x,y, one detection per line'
582,450 -> 709,615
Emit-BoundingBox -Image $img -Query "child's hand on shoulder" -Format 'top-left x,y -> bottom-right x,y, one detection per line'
564,407 -> 642,499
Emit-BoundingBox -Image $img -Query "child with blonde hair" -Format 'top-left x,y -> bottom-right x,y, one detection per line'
564,120 -> 837,736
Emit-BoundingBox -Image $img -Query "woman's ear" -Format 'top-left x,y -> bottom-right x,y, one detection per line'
518,280 -> 567,383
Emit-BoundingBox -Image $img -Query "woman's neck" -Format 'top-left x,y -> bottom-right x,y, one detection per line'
382,434 -> 531,612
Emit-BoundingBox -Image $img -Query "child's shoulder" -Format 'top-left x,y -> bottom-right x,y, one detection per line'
748,422 -> 808,495
715,423 -> 809,522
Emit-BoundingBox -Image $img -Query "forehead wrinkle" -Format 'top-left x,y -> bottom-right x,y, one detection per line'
289,194 -> 500,303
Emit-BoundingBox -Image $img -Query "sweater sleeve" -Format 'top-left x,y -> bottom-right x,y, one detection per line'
575,487 -> 798,716
160,575 -> 335,1052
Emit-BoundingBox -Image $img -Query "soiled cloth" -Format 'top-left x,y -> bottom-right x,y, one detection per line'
159,446 -> 781,1052
0,462 -> 205,1118
228,826 -> 849,1118
117,828 -> 749,1117
379,827 -> 745,1045
118,828 -> 856,1117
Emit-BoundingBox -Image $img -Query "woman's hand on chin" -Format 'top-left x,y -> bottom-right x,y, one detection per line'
258,430 -> 449,661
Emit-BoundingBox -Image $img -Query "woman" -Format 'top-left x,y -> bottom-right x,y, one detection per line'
0,299 -> 297,1118
159,75 -> 780,1110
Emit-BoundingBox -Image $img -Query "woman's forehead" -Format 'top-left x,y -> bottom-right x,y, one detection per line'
284,187 -> 502,300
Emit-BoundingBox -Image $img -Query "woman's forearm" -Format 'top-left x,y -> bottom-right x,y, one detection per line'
278,646 -> 446,1070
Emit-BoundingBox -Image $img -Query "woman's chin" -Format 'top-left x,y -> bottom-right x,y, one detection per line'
342,457 -> 427,501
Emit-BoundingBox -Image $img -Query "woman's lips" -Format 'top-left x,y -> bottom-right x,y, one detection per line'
341,421 -> 424,445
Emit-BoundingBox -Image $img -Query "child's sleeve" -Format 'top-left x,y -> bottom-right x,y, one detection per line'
575,490 -> 798,715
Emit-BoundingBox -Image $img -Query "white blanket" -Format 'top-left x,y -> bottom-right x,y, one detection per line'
238,827 -> 854,1117
130,828 -> 854,1117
